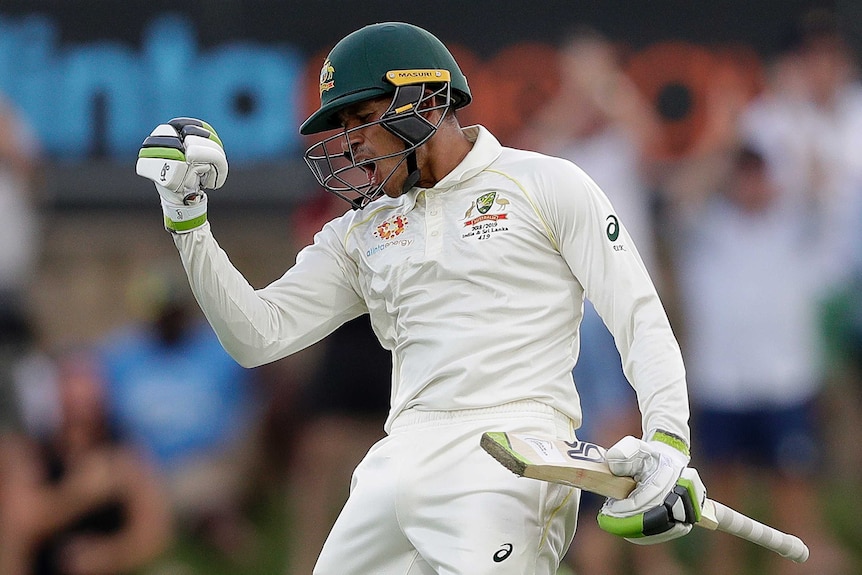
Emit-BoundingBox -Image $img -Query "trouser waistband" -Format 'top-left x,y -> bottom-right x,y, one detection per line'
390,400 -> 574,435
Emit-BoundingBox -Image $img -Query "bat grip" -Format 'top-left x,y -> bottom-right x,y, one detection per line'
711,501 -> 809,563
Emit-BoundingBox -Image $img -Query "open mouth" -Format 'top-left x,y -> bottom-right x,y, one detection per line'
359,161 -> 378,188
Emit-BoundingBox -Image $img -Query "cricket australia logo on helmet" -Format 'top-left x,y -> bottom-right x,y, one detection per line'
319,60 -> 335,95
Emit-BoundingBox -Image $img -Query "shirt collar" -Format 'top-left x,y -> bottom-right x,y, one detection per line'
433,125 -> 502,190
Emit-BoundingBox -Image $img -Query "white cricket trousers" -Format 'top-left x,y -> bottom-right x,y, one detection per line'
312,400 -> 580,575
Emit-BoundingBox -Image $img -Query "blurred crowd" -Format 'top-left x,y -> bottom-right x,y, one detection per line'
1,6 -> 861,575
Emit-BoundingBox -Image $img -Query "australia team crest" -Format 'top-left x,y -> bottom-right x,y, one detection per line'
462,191 -> 511,241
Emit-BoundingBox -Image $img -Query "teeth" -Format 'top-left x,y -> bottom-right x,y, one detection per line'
364,164 -> 376,186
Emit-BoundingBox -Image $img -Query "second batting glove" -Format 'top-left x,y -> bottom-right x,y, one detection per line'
597,433 -> 705,545
136,117 -> 228,233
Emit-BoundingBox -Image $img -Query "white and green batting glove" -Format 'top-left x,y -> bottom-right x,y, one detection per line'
135,117 -> 228,233
597,433 -> 705,545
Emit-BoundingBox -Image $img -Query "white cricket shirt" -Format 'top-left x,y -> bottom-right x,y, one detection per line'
174,126 -> 690,442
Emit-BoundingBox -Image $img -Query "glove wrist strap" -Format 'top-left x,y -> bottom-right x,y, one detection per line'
647,429 -> 690,460
161,195 -> 208,233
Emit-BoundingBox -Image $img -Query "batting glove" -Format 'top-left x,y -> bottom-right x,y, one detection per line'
135,118 -> 227,233
597,433 -> 705,545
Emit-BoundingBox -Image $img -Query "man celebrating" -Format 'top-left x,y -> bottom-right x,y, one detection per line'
136,22 -> 702,575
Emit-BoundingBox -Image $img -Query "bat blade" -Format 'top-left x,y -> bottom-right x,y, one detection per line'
480,431 -> 809,563
480,431 -> 636,499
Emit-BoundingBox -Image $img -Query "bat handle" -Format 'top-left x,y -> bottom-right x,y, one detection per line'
710,500 -> 809,563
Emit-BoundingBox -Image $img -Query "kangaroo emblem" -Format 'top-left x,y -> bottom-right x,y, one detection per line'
464,200 -> 476,219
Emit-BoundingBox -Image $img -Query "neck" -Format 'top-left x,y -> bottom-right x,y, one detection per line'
417,122 -> 473,188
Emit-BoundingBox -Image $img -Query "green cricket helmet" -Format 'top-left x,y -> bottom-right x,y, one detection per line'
301,22 -> 472,208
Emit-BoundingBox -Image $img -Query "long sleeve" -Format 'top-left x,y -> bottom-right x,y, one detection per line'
539,159 -> 690,445
173,220 -> 366,368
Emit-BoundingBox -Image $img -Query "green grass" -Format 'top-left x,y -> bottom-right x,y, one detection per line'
145,488 -> 290,575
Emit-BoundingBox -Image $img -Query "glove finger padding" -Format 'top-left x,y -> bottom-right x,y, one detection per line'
172,118 -> 228,190
602,436 -> 687,516
136,117 -> 227,233
186,136 -> 227,189
599,465 -> 706,545
136,123 -> 193,195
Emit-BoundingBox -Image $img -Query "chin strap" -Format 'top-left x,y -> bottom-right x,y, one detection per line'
402,151 -> 421,193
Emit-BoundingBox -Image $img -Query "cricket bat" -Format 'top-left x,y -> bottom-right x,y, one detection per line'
480,431 -> 809,563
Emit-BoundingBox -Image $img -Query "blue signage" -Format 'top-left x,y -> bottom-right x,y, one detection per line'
0,13 -> 306,162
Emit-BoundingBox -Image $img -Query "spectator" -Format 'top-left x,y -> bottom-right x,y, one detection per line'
0,349 -> 173,575
517,27 -> 664,272
97,263 -> 263,563
0,94 -> 40,311
670,143 -> 852,575
0,95 -> 42,432
740,7 -> 862,291
0,304 -> 55,433
689,10 -> 862,571
740,9 -> 862,504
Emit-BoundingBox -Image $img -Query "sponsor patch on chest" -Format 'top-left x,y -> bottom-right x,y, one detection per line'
366,214 -> 414,257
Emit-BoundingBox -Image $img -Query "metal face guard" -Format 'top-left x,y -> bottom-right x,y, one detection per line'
303,82 -> 451,209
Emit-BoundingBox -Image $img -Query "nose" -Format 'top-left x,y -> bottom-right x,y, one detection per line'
341,127 -> 362,156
